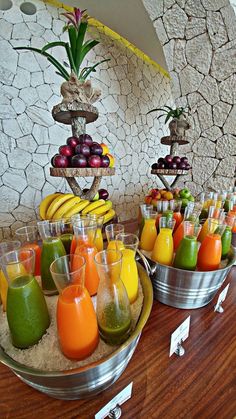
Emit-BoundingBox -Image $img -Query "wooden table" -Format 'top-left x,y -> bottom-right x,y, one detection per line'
0,267 -> 235,419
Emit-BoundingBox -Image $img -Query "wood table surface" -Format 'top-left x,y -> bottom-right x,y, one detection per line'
0,265 -> 235,419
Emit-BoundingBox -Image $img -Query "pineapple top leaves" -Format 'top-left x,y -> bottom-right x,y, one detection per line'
147,105 -> 187,124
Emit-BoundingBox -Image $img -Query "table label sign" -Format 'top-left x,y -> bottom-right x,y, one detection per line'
95,382 -> 133,419
169,316 -> 191,357
214,284 -> 230,313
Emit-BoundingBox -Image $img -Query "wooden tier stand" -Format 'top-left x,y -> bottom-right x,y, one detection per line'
152,133 -> 191,191
50,101 -> 115,201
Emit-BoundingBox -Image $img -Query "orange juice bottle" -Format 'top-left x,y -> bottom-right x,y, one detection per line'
140,210 -> 157,251
152,217 -> 175,265
73,220 -> 100,296
197,220 -> 226,271
50,254 -> 99,360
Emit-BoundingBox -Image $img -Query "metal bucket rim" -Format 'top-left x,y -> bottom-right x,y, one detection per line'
0,263 -> 153,378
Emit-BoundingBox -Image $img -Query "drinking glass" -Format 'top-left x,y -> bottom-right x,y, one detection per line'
15,225 -> 41,276
116,233 -> 139,303
105,223 -> 125,251
0,248 -> 50,348
50,254 -> 99,360
37,220 -> 66,295
0,240 -> 21,311
95,250 -> 131,346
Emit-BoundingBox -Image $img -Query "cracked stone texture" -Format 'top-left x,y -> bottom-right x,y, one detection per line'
0,0 -> 172,236
142,0 -> 236,204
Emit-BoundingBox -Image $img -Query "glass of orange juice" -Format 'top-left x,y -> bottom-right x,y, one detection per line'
0,240 -> 21,311
15,225 -> 41,277
151,217 -> 175,265
50,254 -> 99,360
115,233 -> 139,303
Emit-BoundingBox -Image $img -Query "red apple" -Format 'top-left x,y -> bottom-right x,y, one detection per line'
88,155 -> 101,168
66,136 -> 80,148
99,189 -> 109,200
71,154 -> 87,168
52,154 -> 69,168
59,145 -> 74,157
165,155 -> 173,164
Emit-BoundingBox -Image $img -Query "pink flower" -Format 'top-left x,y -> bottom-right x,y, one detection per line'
61,8 -> 87,29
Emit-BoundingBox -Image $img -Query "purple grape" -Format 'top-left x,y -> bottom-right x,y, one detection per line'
101,155 -> 110,168
152,163 -> 158,170
165,155 -> 173,164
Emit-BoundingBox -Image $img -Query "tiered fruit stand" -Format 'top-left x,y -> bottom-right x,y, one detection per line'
50,101 -> 115,201
151,118 -> 191,191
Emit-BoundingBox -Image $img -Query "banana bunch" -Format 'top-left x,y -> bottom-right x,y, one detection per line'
39,192 -> 116,224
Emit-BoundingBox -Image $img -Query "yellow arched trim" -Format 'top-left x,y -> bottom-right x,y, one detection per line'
43,0 -> 170,79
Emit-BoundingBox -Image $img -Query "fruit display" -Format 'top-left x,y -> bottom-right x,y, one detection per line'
51,134 -> 115,169
152,155 -> 191,171
39,190 -> 115,223
145,187 -> 194,209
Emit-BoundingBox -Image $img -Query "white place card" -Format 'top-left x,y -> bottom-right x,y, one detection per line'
169,316 -> 191,357
214,284 -> 230,313
95,382 -> 133,419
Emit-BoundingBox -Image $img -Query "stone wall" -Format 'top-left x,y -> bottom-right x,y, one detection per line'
0,0 -> 172,238
142,0 -> 236,196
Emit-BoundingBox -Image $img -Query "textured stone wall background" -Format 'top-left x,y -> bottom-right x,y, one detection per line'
0,0 -> 172,239
142,0 -> 236,196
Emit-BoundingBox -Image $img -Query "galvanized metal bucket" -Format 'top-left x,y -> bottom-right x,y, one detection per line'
138,247 -> 236,310
0,264 -> 153,400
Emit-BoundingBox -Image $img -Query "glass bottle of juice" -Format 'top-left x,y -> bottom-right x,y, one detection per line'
88,214 -> 104,252
173,202 -> 197,251
73,219 -> 100,296
116,233 -> 139,304
221,215 -> 235,258
50,254 -> 99,360
138,204 -> 153,237
140,210 -> 157,252
198,206 -> 224,243
38,220 -> 66,295
173,221 -> 202,270
197,220 -> 226,271
95,250 -> 131,346
15,225 -> 41,276
170,199 -> 183,232
152,217 -> 175,265
0,248 -> 50,348
60,218 -> 73,254
105,223 -> 125,251
0,240 -> 21,312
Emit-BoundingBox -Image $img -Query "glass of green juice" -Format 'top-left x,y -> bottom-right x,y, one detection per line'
0,248 -> 50,349
37,220 -> 67,295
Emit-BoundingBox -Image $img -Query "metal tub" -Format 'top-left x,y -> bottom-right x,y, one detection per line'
0,264 -> 153,400
138,248 -> 235,310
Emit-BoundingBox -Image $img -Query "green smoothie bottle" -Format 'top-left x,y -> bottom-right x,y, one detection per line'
7,275 -> 50,348
221,226 -> 232,259
173,236 -> 198,270
38,220 -> 67,295
95,249 -> 131,346
173,220 -> 202,271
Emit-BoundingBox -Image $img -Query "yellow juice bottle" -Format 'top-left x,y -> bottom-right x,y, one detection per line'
120,249 -> 138,303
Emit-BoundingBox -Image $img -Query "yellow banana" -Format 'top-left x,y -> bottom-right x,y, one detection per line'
81,199 -> 106,215
39,192 -> 62,220
46,193 -> 74,220
52,196 -> 81,220
63,200 -> 90,218
104,209 -> 116,224
90,200 -> 113,215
